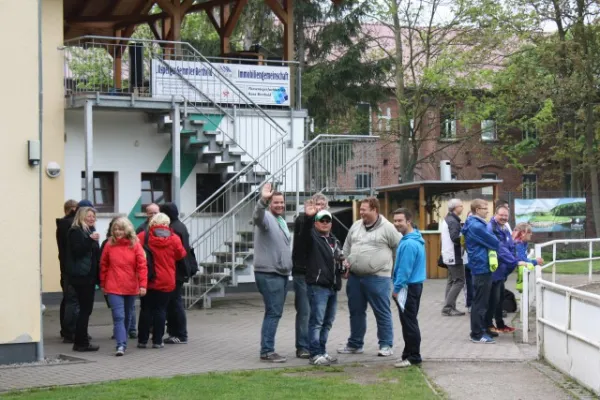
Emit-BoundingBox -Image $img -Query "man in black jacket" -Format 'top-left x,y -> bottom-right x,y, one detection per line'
302,205 -> 342,366
441,199 -> 466,316
160,203 -> 197,344
291,194 -> 329,359
136,203 -> 160,234
56,199 -> 79,341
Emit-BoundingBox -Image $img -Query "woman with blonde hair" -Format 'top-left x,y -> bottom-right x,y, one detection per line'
66,206 -> 101,352
513,223 -> 544,266
137,212 -> 186,348
100,217 -> 148,356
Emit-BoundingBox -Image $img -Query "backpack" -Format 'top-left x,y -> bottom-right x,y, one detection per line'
143,227 -> 156,281
502,289 -> 517,313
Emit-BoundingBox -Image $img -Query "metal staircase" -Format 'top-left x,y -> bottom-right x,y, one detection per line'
182,134 -> 380,308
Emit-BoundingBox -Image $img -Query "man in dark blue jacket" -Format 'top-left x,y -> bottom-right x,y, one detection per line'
462,199 -> 499,344
487,205 -> 524,334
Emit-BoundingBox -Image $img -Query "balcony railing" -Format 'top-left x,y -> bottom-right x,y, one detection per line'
62,36 -> 301,109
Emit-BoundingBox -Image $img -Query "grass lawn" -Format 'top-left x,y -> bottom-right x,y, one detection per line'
0,365 -> 441,400
542,260 -> 600,275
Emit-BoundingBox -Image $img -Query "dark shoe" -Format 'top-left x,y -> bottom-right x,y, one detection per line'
152,343 -> 164,349
88,335 -> 93,341
111,335 -> 115,339
164,336 -> 187,344
73,343 -> 99,352
128,331 -> 138,339
137,342 -> 147,349
260,352 -> 287,363
62,337 -> 74,344
296,349 -> 310,359
486,329 -> 499,338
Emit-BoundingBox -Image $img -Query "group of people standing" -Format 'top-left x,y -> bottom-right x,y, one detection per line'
56,200 -> 195,356
440,198 -> 543,344
253,184 -> 427,367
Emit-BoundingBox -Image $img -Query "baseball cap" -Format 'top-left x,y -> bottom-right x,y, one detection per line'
77,199 -> 94,209
315,210 -> 332,222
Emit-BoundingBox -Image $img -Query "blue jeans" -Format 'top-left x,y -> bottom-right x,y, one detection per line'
293,275 -> 310,351
346,274 -> 393,349
307,284 -> 337,357
254,272 -> 288,355
107,294 -> 136,349
128,302 -> 137,334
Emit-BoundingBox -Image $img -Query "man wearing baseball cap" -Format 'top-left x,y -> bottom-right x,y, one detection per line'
302,204 -> 343,366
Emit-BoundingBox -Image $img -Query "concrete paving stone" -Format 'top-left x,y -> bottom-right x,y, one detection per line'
0,279 -> 534,392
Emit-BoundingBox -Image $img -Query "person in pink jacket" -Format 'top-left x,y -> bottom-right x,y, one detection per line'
100,217 -> 147,356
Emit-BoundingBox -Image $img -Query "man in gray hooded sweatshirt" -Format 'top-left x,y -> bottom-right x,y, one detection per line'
253,183 -> 293,363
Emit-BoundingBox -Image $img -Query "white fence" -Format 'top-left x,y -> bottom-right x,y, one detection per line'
520,238 -> 600,395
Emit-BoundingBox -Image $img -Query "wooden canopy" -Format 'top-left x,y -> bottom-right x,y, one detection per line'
64,0 -> 300,61
377,179 -> 502,230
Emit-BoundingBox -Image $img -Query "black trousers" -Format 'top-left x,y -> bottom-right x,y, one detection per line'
470,273 -> 492,340
486,280 -> 506,329
138,289 -> 170,345
166,281 -> 188,340
60,278 -> 79,338
394,283 -> 423,364
71,283 -> 95,347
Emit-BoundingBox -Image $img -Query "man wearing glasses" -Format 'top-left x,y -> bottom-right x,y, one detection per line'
461,199 -> 500,344
301,204 -> 343,366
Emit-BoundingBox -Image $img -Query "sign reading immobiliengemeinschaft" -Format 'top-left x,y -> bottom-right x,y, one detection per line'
515,198 -> 586,232
151,60 -> 290,106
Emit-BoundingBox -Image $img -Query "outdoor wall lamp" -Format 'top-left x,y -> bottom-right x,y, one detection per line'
28,140 -> 40,166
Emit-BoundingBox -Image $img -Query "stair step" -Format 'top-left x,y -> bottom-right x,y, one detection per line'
180,129 -> 197,136
188,137 -> 210,147
193,273 -> 233,283
213,251 -> 253,262
199,261 -> 237,269
224,241 -> 254,251
237,231 -> 254,241
203,130 -> 219,136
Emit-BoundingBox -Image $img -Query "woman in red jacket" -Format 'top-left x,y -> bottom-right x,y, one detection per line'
100,217 -> 147,356
137,213 -> 186,348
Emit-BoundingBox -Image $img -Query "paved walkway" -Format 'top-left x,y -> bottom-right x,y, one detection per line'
0,278 -> 541,393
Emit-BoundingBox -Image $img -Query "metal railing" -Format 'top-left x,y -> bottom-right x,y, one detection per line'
533,262 -> 600,395
521,238 -> 600,342
62,35 -> 300,109
182,134 -> 380,308
62,36 -> 290,167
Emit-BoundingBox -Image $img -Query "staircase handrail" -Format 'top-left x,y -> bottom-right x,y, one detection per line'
63,35 -> 289,136
188,134 -> 379,247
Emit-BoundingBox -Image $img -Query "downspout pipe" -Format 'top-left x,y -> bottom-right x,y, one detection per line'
37,0 -> 45,362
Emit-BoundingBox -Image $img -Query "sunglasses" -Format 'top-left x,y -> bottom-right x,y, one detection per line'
317,218 -> 332,224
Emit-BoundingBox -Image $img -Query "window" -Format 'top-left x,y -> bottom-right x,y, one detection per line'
522,174 -> 537,199
564,173 -> 572,197
451,173 -> 458,181
355,173 -> 372,189
409,118 -> 415,138
377,107 -> 391,132
481,173 -> 497,196
81,172 -> 115,212
440,105 -> 456,139
141,173 -> 171,209
356,103 -> 372,135
196,174 -> 225,212
481,120 -> 497,141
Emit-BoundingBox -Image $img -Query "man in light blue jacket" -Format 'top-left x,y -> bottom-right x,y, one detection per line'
253,183 -> 293,363
392,208 -> 426,368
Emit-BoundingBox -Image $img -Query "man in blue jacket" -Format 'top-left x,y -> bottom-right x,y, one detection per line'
462,199 -> 500,344
392,208 -> 426,367
487,205 -> 525,334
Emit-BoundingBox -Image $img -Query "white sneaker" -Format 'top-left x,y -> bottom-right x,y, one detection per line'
115,346 -> 125,357
378,346 -> 394,357
324,353 -> 338,364
337,345 -> 364,354
309,354 -> 331,366
394,359 -> 412,368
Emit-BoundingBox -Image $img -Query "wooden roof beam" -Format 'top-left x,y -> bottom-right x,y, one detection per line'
223,0 -> 248,37
156,0 -> 177,15
264,0 -> 287,24
205,8 -> 220,32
